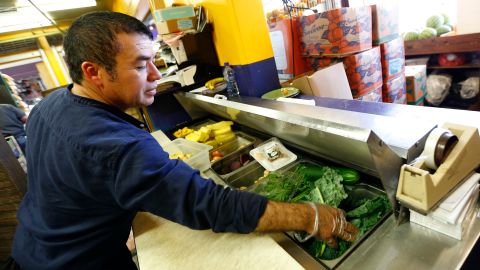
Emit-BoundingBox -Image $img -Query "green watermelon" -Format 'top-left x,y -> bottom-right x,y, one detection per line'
436,25 -> 452,36
404,31 -> 419,41
441,13 -> 450,25
426,15 -> 444,28
419,28 -> 437,39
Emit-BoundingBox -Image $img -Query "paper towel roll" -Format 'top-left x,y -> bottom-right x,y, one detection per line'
423,128 -> 459,170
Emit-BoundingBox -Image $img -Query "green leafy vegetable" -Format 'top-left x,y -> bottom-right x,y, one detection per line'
346,195 -> 390,218
313,167 -> 348,207
250,163 -> 391,261
252,171 -> 309,202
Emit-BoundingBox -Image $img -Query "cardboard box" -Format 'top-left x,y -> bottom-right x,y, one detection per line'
383,74 -> 407,104
371,3 -> 400,45
380,37 -> 405,81
288,63 -> 353,99
306,47 -> 382,98
269,18 -> 311,80
156,16 -> 198,35
153,6 -> 195,21
356,84 -> 382,102
300,6 -> 372,57
405,65 -> 427,105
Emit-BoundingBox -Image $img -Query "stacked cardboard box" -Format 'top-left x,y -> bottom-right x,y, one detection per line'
268,18 -> 310,80
307,47 -> 382,101
300,6 -> 372,57
380,37 -> 406,103
153,6 -> 197,35
297,3 -> 402,103
405,65 -> 427,105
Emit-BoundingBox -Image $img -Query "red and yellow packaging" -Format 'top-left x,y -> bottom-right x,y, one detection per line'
306,47 -> 382,98
383,74 -> 407,104
380,37 -> 405,81
371,3 -> 400,45
300,6 -> 372,57
405,65 -> 427,105
343,47 -> 382,97
356,84 -> 383,102
268,18 -> 311,79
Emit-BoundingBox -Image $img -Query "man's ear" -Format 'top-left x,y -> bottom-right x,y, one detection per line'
80,61 -> 103,87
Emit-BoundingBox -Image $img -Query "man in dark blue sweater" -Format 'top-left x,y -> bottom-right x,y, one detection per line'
11,12 -> 358,269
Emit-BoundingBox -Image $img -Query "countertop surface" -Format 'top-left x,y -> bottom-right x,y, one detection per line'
133,212 -> 304,270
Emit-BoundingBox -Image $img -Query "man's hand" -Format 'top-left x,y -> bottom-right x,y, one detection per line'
255,201 -> 359,248
315,204 -> 359,248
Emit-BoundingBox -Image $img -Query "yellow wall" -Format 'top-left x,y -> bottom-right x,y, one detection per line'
150,0 -> 274,66
198,0 -> 273,65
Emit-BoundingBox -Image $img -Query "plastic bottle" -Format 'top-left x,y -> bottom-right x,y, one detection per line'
223,62 -> 240,97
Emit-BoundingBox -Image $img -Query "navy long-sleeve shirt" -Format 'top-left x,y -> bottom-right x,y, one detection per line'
12,88 -> 268,269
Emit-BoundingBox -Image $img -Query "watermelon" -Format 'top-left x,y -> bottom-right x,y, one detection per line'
441,13 -> 450,25
404,31 -> 419,41
436,25 -> 452,36
426,15 -> 444,29
419,28 -> 437,39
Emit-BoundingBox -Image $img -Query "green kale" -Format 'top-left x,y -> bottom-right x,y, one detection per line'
313,167 -> 348,207
308,239 -> 351,260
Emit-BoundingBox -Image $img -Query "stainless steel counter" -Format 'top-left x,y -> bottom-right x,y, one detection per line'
152,93 -> 480,270
204,169 -> 480,270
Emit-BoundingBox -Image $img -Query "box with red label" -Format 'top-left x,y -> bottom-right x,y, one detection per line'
344,47 -> 382,97
306,47 -> 382,97
383,74 -> 407,104
405,65 -> 427,105
371,3 -> 400,45
300,6 -> 372,57
356,84 -> 383,102
305,57 -> 341,70
269,18 -> 311,80
380,37 -> 405,81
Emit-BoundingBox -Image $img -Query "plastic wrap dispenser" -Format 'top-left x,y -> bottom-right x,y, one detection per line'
396,123 -> 480,215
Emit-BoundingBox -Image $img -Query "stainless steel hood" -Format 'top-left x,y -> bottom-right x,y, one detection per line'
174,93 -> 437,217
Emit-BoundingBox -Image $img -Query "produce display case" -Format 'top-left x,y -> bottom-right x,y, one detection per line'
226,156 -> 391,269
164,92 -> 480,270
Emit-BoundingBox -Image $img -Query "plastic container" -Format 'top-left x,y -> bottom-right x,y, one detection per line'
250,137 -> 297,171
163,138 -> 213,172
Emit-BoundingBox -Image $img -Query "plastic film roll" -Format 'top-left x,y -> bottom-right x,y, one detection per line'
423,128 -> 459,170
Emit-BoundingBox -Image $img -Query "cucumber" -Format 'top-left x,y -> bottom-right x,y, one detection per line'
333,167 -> 360,185
296,164 -> 360,185
295,164 -> 326,182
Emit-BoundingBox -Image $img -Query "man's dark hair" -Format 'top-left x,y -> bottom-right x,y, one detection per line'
63,11 -> 153,84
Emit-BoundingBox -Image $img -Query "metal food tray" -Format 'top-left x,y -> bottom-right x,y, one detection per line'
286,183 -> 391,270
245,159 -> 392,269
210,138 -> 257,179
223,161 -> 265,190
210,131 -> 257,164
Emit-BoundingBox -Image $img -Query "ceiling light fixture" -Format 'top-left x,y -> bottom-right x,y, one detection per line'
0,0 -> 97,34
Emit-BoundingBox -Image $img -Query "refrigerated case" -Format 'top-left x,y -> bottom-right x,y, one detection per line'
137,92 -> 480,269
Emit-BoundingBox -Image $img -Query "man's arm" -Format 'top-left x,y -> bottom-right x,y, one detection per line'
255,201 -> 358,248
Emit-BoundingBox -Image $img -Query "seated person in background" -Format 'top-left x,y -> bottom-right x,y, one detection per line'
0,103 -> 27,153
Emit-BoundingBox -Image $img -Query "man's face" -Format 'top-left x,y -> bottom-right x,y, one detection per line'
100,32 -> 161,110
